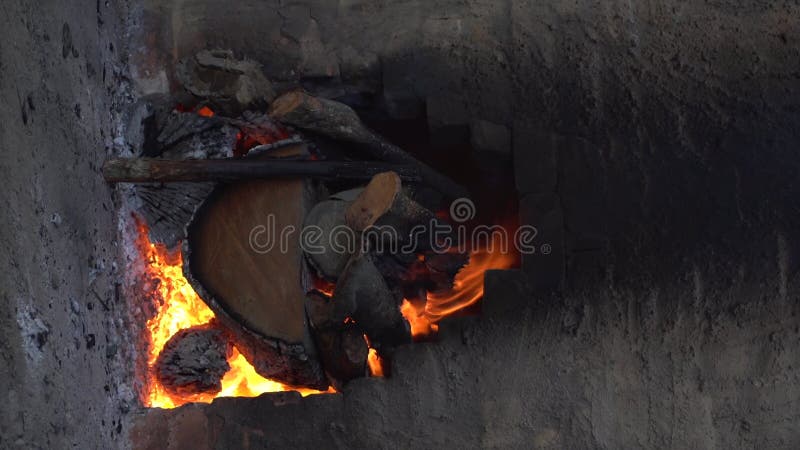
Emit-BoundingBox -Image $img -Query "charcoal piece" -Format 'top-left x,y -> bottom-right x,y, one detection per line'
154,323 -> 233,399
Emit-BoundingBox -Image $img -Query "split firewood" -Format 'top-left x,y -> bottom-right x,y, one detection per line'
331,253 -> 410,348
301,187 -> 370,281
268,91 -> 468,199
154,322 -> 233,399
345,171 -> 435,249
305,291 -> 368,388
183,146 -> 328,389
302,200 -> 353,280
103,158 -> 421,183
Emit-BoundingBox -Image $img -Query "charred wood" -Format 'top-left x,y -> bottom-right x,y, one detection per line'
137,183 -> 216,249
103,158 -> 421,183
154,322 -> 233,399
154,111 -> 230,153
136,113 -> 236,248
268,91 -> 468,199
332,253 -> 410,348
305,291 -> 368,389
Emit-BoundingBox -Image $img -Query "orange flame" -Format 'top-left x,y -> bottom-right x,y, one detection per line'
401,235 -> 517,339
361,334 -> 386,377
367,348 -> 385,377
134,219 -> 331,409
400,300 -> 439,337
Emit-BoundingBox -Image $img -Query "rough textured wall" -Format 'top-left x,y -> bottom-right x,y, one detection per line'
133,0 -> 800,288
123,0 -> 799,448
132,268 -> 800,449
0,1 -> 135,449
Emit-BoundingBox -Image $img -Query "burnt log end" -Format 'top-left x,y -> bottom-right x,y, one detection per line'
154,323 -> 233,399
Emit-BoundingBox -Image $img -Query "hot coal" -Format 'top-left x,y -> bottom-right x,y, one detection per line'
154,322 -> 233,399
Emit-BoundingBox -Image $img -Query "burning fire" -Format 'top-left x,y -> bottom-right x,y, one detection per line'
401,299 -> 438,337
134,219 -> 330,409
401,237 -> 517,339
134,103 -> 515,394
367,348 -> 385,377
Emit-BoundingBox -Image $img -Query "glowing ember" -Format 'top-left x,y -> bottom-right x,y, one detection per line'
401,235 -> 517,339
196,106 -> 215,118
234,123 -> 291,156
134,218 -> 331,409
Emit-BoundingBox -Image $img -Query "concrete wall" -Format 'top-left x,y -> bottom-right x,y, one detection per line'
131,267 -> 800,449
0,1 -> 135,448
129,1 -> 800,449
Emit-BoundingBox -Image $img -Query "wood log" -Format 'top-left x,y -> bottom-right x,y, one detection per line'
154,322 -> 233,399
138,183 -> 216,249
305,291 -> 368,389
332,253 -> 410,348
306,290 -> 339,329
137,139 -> 306,248
137,114 -> 239,247
302,200 -> 353,281
268,91 -> 468,199
155,111 -> 227,152
183,146 -> 328,389
155,114 -> 238,160
103,158 -> 421,183
345,171 -> 435,250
